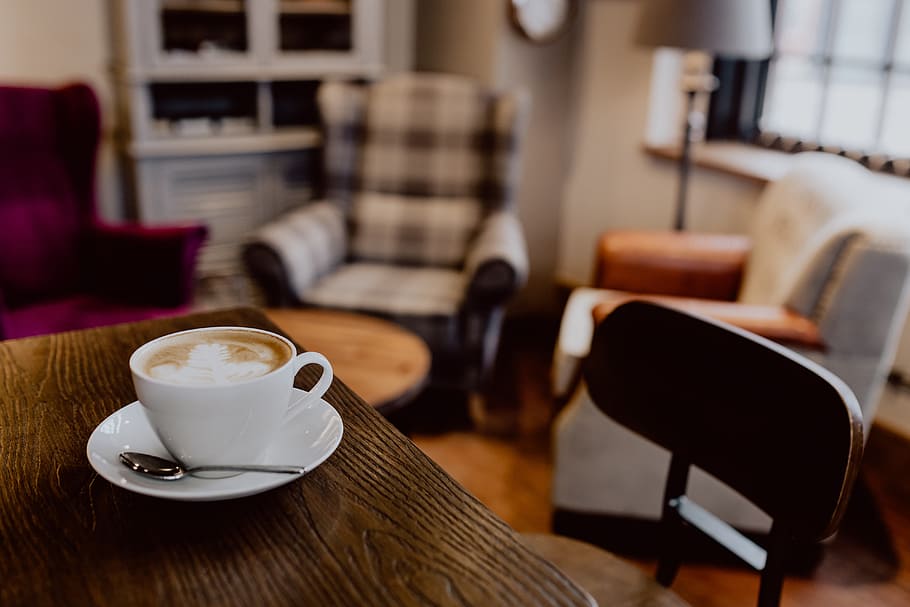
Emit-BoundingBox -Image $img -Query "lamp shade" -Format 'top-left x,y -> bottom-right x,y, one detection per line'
636,0 -> 773,60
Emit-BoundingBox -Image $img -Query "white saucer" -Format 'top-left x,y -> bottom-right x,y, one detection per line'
86,388 -> 343,501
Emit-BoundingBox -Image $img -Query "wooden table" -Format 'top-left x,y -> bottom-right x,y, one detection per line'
0,308 -> 592,606
264,308 -> 431,415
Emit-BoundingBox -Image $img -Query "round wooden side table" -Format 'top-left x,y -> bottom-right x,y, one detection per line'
264,308 -> 432,415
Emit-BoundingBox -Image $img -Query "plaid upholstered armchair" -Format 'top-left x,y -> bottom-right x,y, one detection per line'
244,74 -> 530,392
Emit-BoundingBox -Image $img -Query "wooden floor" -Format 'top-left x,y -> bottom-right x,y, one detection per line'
406,319 -> 910,607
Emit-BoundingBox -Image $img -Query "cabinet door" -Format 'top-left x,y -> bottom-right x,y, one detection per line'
155,156 -> 267,276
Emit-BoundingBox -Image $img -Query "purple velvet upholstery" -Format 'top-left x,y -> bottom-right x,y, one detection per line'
0,83 -> 207,340
1,295 -> 186,340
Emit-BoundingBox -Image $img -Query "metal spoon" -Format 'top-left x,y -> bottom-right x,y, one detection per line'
119,451 -> 307,481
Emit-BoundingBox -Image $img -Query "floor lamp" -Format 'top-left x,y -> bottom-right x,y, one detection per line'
635,0 -> 773,230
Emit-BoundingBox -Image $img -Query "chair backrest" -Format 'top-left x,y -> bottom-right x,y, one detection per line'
317,73 -> 529,268
583,300 -> 864,606
0,83 -> 100,307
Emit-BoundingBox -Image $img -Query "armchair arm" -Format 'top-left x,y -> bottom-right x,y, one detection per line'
464,211 -> 529,307
86,221 -> 207,308
592,294 -> 825,350
245,201 -> 347,305
595,230 -> 752,300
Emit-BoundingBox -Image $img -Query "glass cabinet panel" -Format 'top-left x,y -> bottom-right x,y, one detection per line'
150,82 -> 258,137
278,1 -> 353,52
271,81 -> 321,127
159,0 -> 249,58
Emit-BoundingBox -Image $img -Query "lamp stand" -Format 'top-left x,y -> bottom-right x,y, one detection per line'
673,73 -> 719,231
674,89 -> 697,231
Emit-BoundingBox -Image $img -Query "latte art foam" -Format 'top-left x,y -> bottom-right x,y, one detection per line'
138,329 -> 293,386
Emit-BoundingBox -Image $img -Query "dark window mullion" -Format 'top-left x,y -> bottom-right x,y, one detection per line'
873,0 -> 904,150
814,0 -> 841,142
758,0 -> 785,133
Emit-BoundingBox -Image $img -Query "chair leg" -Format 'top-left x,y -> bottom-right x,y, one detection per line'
757,525 -> 788,607
655,455 -> 690,587
655,511 -> 685,586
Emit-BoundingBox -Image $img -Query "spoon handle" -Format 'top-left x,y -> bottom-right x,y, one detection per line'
189,464 -> 306,475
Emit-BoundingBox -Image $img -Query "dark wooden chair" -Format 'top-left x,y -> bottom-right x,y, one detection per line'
525,300 -> 864,607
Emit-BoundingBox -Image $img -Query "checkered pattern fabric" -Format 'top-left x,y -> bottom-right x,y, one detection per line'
319,74 -> 529,266
254,201 -> 347,295
302,262 -> 467,352
349,193 -> 483,266
303,262 -> 466,316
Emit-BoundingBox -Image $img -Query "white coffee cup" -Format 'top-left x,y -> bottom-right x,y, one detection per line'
129,326 -> 333,471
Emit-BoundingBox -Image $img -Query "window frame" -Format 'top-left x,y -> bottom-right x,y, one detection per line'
708,0 -> 910,165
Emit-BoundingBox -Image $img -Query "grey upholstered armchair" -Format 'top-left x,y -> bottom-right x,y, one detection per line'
550,152 -> 910,544
244,73 -> 530,393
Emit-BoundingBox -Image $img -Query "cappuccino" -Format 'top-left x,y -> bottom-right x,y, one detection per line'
136,328 -> 293,386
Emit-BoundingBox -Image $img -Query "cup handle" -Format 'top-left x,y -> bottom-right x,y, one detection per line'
286,351 -> 333,420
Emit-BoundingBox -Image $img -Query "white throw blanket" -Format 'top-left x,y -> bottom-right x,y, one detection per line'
739,152 -> 910,308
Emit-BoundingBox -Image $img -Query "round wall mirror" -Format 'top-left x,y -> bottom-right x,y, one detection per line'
509,0 -> 577,44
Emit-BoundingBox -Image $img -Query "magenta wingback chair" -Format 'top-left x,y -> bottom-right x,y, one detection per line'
0,83 -> 207,340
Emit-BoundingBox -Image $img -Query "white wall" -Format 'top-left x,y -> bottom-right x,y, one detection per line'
557,0 -> 763,285
0,0 -> 123,220
414,0 -> 503,83
493,22 -> 580,313
384,0 -> 416,73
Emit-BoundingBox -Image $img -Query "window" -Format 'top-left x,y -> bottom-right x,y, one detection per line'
761,0 -> 910,156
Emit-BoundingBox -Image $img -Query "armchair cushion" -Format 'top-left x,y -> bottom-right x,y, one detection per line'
595,230 -> 751,300
303,263 -> 466,317
350,193 -> 482,266
320,75 -> 530,267
354,74 -> 526,206
302,262 -> 467,353
85,222 -> 207,308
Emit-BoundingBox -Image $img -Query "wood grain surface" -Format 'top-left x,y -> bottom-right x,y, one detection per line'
263,308 -> 431,414
0,308 -> 591,606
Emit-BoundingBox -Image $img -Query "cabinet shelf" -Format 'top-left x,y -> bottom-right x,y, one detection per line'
279,1 -> 351,15
117,62 -> 382,83
161,0 -> 245,14
129,128 -> 321,158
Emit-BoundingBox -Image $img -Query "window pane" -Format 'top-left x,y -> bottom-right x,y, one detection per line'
893,1 -> 910,68
776,0 -> 828,56
879,74 -> 910,154
819,66 -> 884,149
761,56 -> 824,138
830,0 -> 895,65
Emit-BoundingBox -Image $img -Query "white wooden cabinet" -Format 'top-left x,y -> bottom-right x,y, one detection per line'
110,0 -> 385,278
